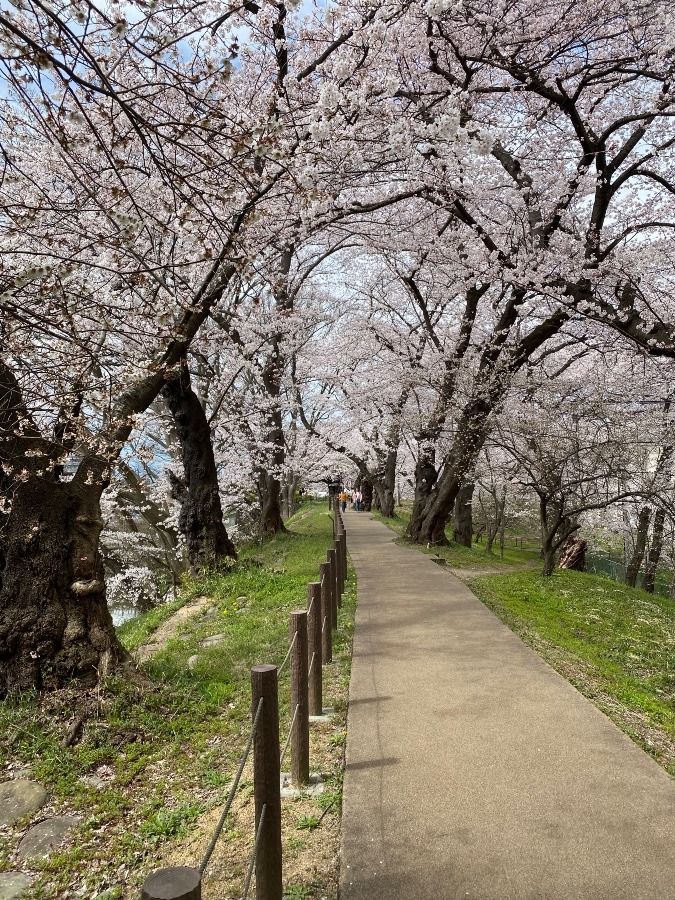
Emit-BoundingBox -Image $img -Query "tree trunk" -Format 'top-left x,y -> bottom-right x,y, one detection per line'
485,525 -> 497,555
453,481 -> 474,547
406,307 -> 569,545
643,508 -> 665,594
411,452 -> 438,530
377,448 -> 398,517
361,477 -> 374,512
281,472 -> 299,521
0,474 -> 133,695
257,347 -> 287,535
0,361 -> 135,695
162,362 -> 236,570
542,543 -> 556,576
626,506 -> 651,588
484,492 -> 505,555
257,469 -> 286,535
539,498 -> 561,577
407,395 -> 493,545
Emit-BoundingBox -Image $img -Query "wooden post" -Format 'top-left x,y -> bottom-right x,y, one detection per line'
328,547 -> 339,621
289,611 -> 310,785
337,531 -> 346,597
340,531 -> 348,589
142,868 -> 201,899
251,665 -> 282,900
334,528 -> 343,598
319,561 -> 332,664
307,582 -> 322,716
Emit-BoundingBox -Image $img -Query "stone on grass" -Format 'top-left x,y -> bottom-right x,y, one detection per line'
0,873 -> 32,900
187,654 -> 200,670
199,634 -> 226,648
280,772 -> 325,799
0,780 -> 47,826
17,816 -> 80,859
80,774 -> 106,790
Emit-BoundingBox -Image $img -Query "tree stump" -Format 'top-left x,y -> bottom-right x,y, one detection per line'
558,538 -> 587,572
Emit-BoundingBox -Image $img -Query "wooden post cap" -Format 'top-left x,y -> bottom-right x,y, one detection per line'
141,866 -> 201,899
252,663 -> 277,674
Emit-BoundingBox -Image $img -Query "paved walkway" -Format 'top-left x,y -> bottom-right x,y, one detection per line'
340,512 -> 675,900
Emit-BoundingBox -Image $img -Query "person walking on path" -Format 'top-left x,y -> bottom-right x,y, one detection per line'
339,489 -> 348,513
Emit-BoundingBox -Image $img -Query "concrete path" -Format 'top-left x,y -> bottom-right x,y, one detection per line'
340,512 -> 675,900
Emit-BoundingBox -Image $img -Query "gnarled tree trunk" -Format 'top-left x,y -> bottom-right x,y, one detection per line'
410,451 -> 439,538
407,394 -> 493,545
255,371 -> 286,535
0,360 -> 135,695
0,473 -> 134,695
162,360 -> 236,570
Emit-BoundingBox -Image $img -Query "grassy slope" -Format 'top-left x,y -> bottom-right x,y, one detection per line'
374,507 -> 675,777
0,501 -> 355,898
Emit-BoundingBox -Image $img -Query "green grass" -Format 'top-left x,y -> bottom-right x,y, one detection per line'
471,569 -> 675,775
115,595 -> 187,651
0,501 -> 356,898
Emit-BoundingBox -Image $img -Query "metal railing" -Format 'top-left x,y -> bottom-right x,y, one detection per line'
141,503 -> 349,900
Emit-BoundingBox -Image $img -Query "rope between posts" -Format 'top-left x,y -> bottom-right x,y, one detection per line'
322,615 -> 327,634
241,803 -> 267,900
199,697 -> 264,876
279,703 -> 300,768
278,630 -> 298,677
308,651 -> 316,677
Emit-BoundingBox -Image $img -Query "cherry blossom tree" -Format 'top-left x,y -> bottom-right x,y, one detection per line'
344,0 -> 675,545
0,0 -> 369,693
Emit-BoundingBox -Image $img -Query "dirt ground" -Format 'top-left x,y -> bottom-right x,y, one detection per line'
154,663 -> 349,900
